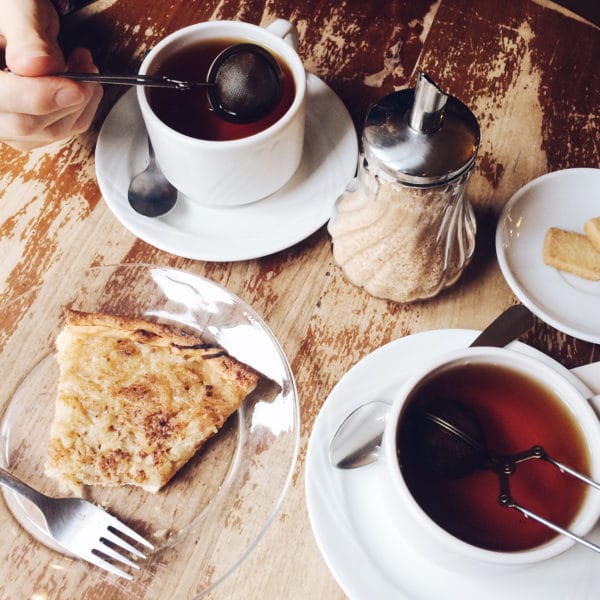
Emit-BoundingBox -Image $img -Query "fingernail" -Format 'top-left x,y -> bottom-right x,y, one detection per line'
55,87 -> 85,108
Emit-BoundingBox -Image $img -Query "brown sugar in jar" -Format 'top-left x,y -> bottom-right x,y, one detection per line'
329,72 -> 480,303
329,167 -> 476,302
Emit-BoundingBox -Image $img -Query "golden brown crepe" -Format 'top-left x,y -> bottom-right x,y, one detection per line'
46,310 -> 259,493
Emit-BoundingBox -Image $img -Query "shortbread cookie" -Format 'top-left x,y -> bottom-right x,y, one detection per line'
543,227 -> 600,280
584,216 -> 600,253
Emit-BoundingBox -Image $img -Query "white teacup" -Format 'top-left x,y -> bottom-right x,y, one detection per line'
380,347 -> 600,571
137,19 -> 306,206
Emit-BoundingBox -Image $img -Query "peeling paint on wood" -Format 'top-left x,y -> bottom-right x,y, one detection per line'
0,1 -> 598,598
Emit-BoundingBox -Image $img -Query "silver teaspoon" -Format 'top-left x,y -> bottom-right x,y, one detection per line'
128,138 -> 177,217
329,400 -> 391,470
329,304 -> 535,470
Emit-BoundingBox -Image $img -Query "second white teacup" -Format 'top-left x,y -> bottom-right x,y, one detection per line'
137,19 -> 306,206
380,347 -> 600,571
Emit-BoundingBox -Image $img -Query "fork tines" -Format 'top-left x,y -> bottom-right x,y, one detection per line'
84,518 -> 154,580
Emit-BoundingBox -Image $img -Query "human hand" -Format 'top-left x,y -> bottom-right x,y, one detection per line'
0,0 -> 103,151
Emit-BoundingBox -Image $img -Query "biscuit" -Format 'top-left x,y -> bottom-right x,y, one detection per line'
584,216 -> 600,253
542,227 -> 600,280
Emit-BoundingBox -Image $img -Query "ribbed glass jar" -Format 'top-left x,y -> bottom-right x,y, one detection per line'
328,159 -> 476,303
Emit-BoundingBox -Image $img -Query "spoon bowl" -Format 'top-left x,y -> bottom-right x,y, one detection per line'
328,401 -> 390,469
128,139 -> 177,217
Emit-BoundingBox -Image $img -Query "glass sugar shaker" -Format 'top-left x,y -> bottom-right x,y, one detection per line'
329,72 -> 480,303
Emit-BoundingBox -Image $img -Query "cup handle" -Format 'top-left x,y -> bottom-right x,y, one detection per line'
266,18 -> 299,50
571,361 -> 600,394
571,361 -> 600,418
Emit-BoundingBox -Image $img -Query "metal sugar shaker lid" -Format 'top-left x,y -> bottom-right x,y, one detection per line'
362,72 -> 480,187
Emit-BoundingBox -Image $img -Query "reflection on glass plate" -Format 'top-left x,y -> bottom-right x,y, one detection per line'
96,76 -> 358,262
0,264 -> 299,598
305,330 -> 598,600
496,168 -> 600,343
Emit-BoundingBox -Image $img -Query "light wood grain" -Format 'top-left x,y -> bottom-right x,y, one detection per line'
0,1 -> 598,598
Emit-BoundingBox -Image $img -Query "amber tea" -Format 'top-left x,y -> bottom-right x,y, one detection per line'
146,38 -> 296,141
397,362 -> 590,552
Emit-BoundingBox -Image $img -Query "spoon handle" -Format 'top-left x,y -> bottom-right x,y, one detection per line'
469,304 -> 534,348
57,72 -> 210,90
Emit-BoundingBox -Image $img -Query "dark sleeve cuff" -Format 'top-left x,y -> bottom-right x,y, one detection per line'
51,0 -> 97,16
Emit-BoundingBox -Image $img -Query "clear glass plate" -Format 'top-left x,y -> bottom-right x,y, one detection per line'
0,264 -> 299,598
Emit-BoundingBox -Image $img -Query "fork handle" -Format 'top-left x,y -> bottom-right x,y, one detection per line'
0,467 -> 47,506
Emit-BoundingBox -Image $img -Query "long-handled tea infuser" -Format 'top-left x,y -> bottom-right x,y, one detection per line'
419,400 -> 600,554
60,43 -> 283,123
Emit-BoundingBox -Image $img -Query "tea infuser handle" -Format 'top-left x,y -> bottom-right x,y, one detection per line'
55,72 -> 207,90
517,445 -> 600,492
543,454 -> 600,492
502,495 -> 600,555
494,449 -> 600,554
505,446 -> 544,464
501,445 -> 600,492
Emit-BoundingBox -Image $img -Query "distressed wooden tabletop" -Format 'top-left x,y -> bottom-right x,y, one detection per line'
0,0 -> 599,598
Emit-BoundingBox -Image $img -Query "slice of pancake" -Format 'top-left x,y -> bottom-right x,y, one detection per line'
46,309 -> 259,493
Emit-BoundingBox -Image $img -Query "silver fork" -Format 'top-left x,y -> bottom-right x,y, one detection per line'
0,467 -> 154,580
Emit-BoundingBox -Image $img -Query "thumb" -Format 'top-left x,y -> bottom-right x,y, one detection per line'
2,1 -> 65,76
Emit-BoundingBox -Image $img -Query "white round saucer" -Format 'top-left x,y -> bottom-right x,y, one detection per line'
95,75 -> 358,261
496,168 -> 600,343
305,329 -> 600,600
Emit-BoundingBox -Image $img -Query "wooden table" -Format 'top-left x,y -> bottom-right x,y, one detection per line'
0,1 -> 598,598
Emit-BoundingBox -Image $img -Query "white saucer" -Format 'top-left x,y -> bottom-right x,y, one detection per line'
95,75 -> 358,261
496,168 -> 600,343
305,330 -> 600,600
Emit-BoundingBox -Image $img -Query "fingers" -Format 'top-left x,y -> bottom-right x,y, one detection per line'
0,71 -> 85,114
0,0 -> 64,75
49,48 -> 104,136
0,89 -> 101,151
51,81 -> 102,137
0,2 -> 102,150
0,46 -> 96,117
0,46 -> 103,151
